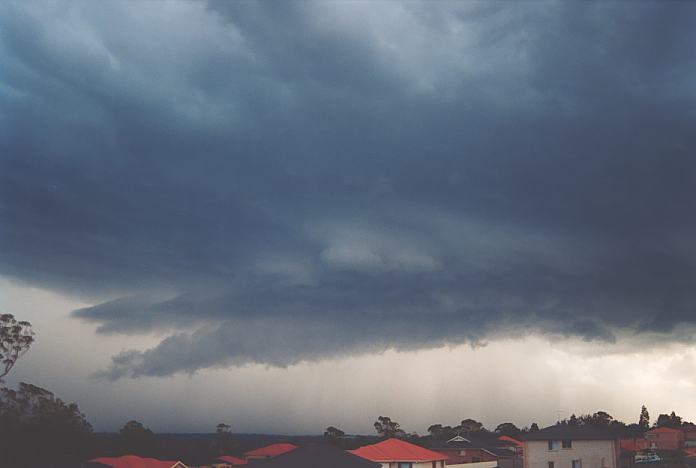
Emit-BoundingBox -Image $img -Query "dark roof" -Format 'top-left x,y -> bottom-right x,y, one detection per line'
521,425 -> 621,441
428,434 -> 514,450
484,447 -> 519,458
249,444 -> 381,468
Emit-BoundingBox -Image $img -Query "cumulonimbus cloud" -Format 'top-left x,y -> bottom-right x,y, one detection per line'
1,1 -> 696,378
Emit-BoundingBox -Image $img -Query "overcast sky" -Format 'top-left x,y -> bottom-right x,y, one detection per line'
1,0 -> 696,434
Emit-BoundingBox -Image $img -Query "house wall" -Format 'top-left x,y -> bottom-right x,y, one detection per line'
435,448 -> 498,465
644,430 -> 682,450
447,462 -> 498,468
524,440 -> 620,468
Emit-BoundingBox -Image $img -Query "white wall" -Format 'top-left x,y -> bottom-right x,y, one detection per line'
524,440 -> 619,468
447,462 -> 498,468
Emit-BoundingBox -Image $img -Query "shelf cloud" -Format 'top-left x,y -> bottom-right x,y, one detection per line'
2,1 -> 696,378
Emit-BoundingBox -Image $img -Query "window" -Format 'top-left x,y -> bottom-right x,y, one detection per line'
572,459 -> 582,468
398,463 -> 413,468
562,440 -> 572,449
549,462 -> 555,468
548,440 -> 561,451
432,462 -> 437,468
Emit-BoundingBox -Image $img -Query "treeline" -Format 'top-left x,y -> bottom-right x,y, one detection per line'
0,382 -> 242,467
323,407 -> 694,446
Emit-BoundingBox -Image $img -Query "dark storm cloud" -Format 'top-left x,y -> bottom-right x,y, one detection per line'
1,1 -> 696,377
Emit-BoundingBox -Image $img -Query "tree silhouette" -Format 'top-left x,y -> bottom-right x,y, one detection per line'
120,420 -> 156,456
0,382 -> 92,466
639,405 -> 650,429
529,423 -> 540,432
324,426 -> 345,438
374,416 -> 405,438
460,418 -> 485,433
0,314 -> 34,382
211,422 -> 235,455
655,412 -> 682,429
495,422 -> 521,437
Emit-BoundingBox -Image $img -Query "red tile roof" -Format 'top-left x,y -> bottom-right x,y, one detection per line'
497,435 -> 523,447
620,438 -> 650,452
244,443 -> 299,458
89,455 -> 185,468
349,438 -> 449,462
217,455 -> 248,465
648,427 -> 681,433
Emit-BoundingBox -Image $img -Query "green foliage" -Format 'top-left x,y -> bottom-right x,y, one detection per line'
0,314 -> 34,382
0,382 -> 93,467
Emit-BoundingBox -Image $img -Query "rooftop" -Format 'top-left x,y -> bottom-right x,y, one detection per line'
350,438 -> 449,462
88,455 -> 186,468
244,443 -> 299,458
250,443 -> 381,468
521,425 -> 621,441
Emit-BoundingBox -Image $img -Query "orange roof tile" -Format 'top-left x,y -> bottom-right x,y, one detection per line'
244,443 -> 298,458
498,435 -> 523,447
349,438 -> 449,462
620,438 -> 650,452
648,427 -> 681,433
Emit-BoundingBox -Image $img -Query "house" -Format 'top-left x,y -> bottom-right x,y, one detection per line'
498,436 -> 524,455
248,443 -> 382,468
216,455 -> 248,465
244,443 -> 299,460
88,455 -> 188,468
618,438 -> 649,453
428,434 -> 522,468
521,425 -> 621,468
683,423 -> 696,448
349,437 -> 449,468
644,427 -> 683,451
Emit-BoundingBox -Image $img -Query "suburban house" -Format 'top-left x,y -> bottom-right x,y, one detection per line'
683,424 -> 696,448
619,438 -> 650,453
498,436 -> 525,456
244,443 -> 299,460
644,427 -> 683,450
247,443 -> 382,468
427,434 -> 522,468
88,455 -> 189,468
350,437 -> 449,468
521,426 -> 621,468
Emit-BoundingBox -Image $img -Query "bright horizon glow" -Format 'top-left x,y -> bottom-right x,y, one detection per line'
2,276 -> 695,434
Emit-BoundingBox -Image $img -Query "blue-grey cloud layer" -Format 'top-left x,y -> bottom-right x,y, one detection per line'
1,1 -> 696,378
